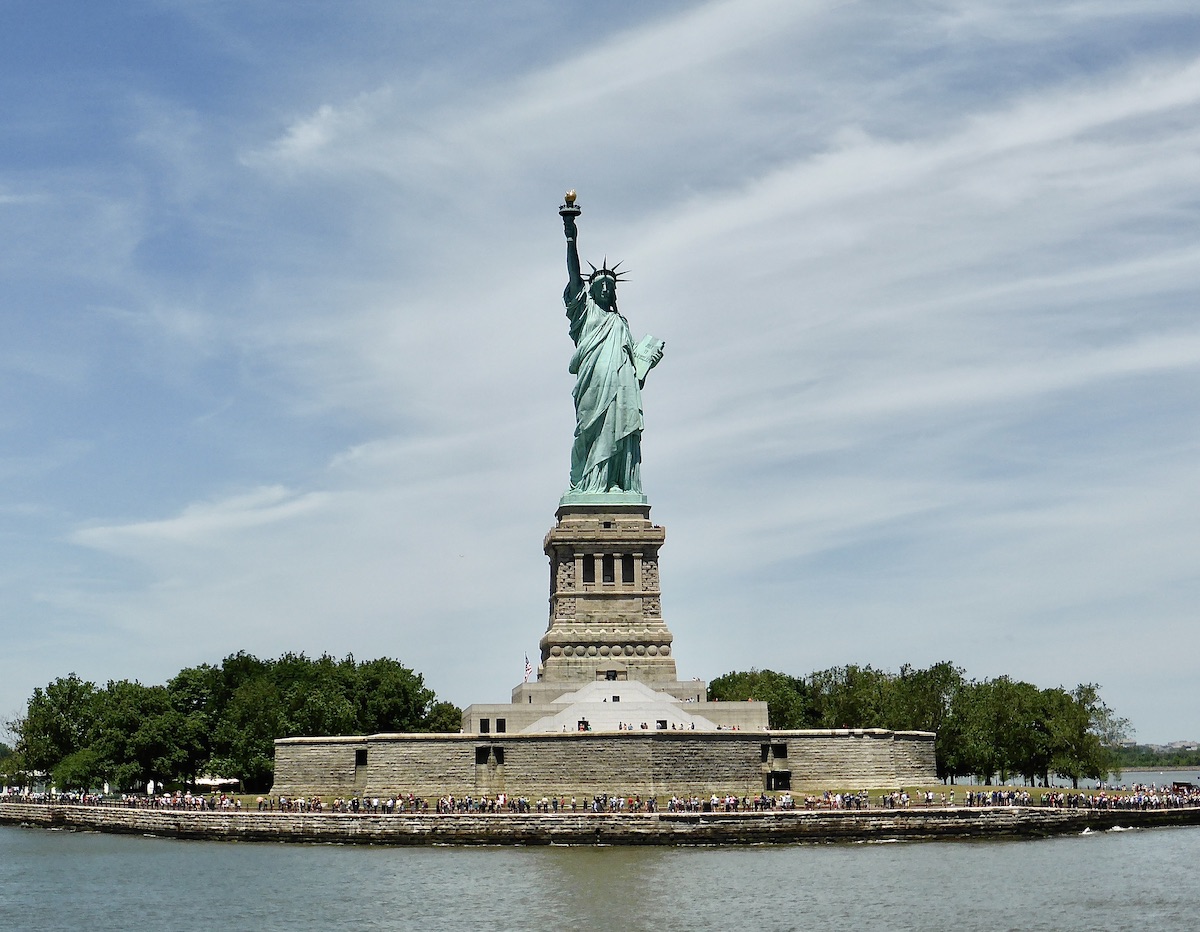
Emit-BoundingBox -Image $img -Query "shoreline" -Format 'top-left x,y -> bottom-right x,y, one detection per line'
3,802 -> 1200,846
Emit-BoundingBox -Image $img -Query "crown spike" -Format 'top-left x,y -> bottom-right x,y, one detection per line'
585,255 -> 629,283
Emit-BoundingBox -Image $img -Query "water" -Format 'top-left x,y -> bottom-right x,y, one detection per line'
953,767 -> 1199,790
2,822 -> 1197,931
1110,768 -> 1200,785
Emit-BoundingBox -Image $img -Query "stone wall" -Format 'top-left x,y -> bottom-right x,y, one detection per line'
271,736 -> 365,795
271,729 -> 937,798
893,731 -> 938,784
366,736 -> 477,796
465,732 -> 763,800
5,802 -> 1200,846
786,730 -> 939,789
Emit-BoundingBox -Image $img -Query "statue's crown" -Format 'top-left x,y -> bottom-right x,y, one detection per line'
587,258 -> 628,283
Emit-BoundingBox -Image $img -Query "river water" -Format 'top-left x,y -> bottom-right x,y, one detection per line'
1052,767 -> 1199,790
1,819 -> 1197,931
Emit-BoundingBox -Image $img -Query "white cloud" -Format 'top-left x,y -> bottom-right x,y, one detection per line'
73,486 -> 332,551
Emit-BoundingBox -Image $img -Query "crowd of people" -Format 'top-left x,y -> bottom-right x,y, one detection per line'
5,783 -> 1200,813
134,792 -> 243,810
1041,785 -> 1200,810
666,793 -> 798,811
0,789 -> 242,810
436,794 -> 539,813
962,789 -> 1033,806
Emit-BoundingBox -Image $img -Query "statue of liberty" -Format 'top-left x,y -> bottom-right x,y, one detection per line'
559,192 -> 664,496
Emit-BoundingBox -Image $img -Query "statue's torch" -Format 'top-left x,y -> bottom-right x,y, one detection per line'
559,189 -> 580,221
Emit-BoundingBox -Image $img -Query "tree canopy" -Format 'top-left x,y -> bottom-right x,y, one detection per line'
709,662 -> 1129,787
8,654 -> 1133,794
7,653 -> 461,793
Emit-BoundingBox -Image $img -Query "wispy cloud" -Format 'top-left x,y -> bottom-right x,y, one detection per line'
73,486 -> 331,551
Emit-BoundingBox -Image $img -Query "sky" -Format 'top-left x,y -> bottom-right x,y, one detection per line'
2,0 -> 1198,745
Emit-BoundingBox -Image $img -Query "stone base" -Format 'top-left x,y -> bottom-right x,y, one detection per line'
559,490 -> 648,507
461,678 -> 767,736
540,502 -> 676,683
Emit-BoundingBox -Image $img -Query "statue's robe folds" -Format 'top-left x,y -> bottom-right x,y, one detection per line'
565,282 -> 644,492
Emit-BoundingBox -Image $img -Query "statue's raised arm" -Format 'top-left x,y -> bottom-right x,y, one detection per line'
561,189 -> 583,295
555,192 -> 663,501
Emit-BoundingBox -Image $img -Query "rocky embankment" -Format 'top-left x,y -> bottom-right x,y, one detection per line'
4,802 -> 1200,845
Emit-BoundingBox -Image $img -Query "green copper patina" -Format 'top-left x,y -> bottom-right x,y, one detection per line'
559,192 -> 663,502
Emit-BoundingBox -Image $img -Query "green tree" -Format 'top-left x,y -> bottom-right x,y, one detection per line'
885,662 -> 966,780
968,676 -> 1046,784
166,664 -> 222,783
52,748 -> 104,792
1046,684 -> 1127,788
13,652 -> 461,794
209,675 -> 287,792
89,680 -> 197,791
1084,686 -> 1131,780
884,663 -> 962,732
953,678 -> 1002,783
213,651 -> 272,715
15,673 -> 98,776
708,669 -> 813,729
807,665 -> 892,729
0,740 -> 24,786
423,701 -> 464,733
357,656 -> 438,733
274,653 -> 359,737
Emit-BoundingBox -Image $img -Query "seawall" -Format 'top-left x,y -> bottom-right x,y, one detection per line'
4,803 -> 1199,846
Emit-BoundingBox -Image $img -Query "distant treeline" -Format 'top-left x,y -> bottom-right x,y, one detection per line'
4,653 -> 461,793
1114,744 -> 1200,770
709,663 -> 1130,788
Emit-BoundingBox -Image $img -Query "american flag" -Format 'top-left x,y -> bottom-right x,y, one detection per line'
524,653 -> 533,682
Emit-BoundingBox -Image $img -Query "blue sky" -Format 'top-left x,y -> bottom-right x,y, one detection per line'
2,1 -> 1198,745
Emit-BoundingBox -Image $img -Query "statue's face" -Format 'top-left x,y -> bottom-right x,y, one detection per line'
590,275 -> 616,310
